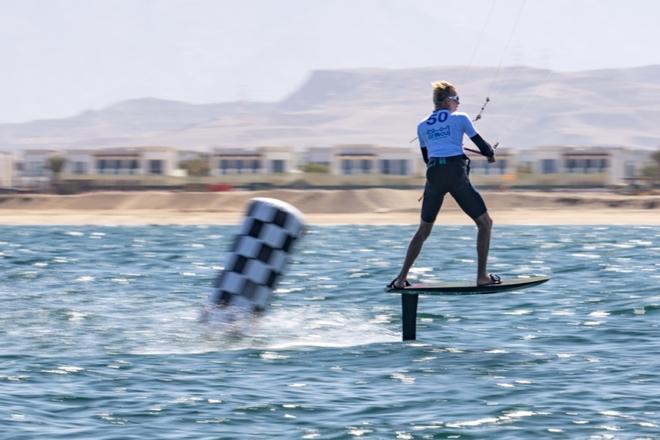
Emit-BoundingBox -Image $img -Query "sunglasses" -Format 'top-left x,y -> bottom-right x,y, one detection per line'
447,95 -> 460,103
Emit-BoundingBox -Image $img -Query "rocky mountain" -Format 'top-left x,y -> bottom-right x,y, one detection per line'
2,65 -> 660,151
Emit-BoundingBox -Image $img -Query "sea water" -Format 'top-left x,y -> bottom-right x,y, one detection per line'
0,225 -> 658,439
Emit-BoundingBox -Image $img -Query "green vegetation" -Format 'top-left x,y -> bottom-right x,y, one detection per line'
46,156 -> 66,180
45,155 -> 67,193
299,163 -> 329,173
179,159 -> 210,177
641,150 -> 660,182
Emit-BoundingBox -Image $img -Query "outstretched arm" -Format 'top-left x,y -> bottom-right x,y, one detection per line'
470,134 -> 496,163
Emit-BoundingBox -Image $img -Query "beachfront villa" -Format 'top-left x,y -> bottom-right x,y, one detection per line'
6,144 -> 656,189
17,149 -> 57,177
211,146 -> 296,175
330,145 -> 420,176
65,149 -> 96,175
17,147 -> 179,178
12,149 -> 58,189
92,146 -> 178,176
517,146 -> 652,186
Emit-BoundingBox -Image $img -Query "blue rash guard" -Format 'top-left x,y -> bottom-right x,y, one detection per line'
416,109 -> 491,222
417,109 -> 477,158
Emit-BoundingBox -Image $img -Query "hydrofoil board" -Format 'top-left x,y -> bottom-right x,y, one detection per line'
386,275 -> 550,295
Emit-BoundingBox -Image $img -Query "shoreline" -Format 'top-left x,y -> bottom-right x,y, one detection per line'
0,209 -> 659,226
0,189 -> 659,225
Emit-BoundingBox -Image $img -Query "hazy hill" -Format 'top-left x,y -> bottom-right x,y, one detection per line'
2,65 -> 660,151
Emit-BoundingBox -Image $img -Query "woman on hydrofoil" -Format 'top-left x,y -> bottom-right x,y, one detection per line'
389,80 -> 500,288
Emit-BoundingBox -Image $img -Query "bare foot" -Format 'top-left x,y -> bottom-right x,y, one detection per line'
477,274 -> 501,286
394,277 -> 409,289
388,277 -> 410,289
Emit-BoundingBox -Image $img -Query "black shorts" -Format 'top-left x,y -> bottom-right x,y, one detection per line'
421,156 -> 487,223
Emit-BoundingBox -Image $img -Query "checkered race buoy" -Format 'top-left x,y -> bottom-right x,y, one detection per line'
209,198 -> 305,313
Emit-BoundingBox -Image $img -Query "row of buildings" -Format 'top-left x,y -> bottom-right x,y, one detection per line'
0,144 -> 656,189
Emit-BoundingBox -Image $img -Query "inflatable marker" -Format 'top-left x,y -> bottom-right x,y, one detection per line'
209,198 -> 305,313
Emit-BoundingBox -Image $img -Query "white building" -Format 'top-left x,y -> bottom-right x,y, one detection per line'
521,146 -> 653,185
605,147 -> 653,184
65,150 -> 96,175
0,152 -> 14,188
377,146 -> 421,176
93,146 -> 178,176
262,146 -> 297,174
18,149 -> 59,177
330,144 -> 421,176
211,146 -> 296,175
141,146 -> 178,175
93,148 -> 142,175
14,149 -> 62,189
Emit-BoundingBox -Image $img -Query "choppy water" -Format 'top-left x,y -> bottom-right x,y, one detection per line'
1,225 -> 659,439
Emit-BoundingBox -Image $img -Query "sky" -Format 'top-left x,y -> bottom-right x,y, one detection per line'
2,0 -> 660,123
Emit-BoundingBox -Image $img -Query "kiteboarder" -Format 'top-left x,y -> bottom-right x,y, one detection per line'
389,80 -> 501,289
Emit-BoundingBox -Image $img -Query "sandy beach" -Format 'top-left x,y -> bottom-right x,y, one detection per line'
0,189 -> 659,225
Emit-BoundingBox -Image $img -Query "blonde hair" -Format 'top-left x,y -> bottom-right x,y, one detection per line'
432,81 -> 457,109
